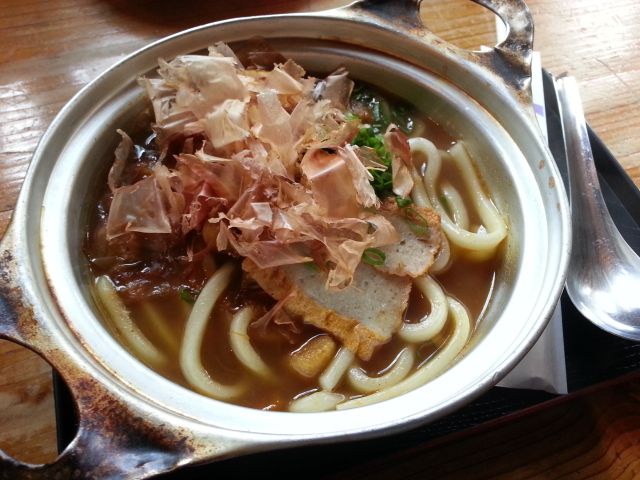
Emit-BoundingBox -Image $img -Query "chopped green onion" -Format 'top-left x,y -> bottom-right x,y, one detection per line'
390,104 -> 415,134
349,84 -> 417,197
439,195 -> 451,214
408,224 -> 430,237
395,196 -> 413,208
179,288 -> 197,305
404,207 -> 430,237
362,248 -> 386,266
351,84 -> 414,134
351,86 -> 390,134
345,112 -> 360,122
303,261 -> 319,272
352,126 -> 393,197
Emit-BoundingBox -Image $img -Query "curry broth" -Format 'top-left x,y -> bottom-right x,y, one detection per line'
87,200 -> 499,411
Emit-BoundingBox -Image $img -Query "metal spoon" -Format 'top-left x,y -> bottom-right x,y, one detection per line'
556,75 -> 640,341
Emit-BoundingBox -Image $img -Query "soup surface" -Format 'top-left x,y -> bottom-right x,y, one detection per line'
85,43 -> 506,412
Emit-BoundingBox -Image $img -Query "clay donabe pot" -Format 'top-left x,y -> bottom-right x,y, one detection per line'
0,1 -> 570,478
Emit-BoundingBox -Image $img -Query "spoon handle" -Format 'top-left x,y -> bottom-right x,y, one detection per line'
555,76 -> 618,250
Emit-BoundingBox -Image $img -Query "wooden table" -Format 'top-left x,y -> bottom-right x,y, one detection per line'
1,0 -> 639,476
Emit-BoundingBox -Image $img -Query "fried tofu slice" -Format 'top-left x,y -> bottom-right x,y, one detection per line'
243,260 -> 411,360
375,204 -> 443,278
288,335 -> 337,378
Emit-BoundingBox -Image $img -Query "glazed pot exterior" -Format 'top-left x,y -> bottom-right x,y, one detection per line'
0,1 -> 570,478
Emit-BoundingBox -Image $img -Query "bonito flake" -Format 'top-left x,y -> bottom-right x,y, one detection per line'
105,42 -> 402,289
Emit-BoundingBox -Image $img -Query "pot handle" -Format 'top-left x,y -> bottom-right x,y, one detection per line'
473,0 -> 534,88
349,0 -> 534,91
0,417 -> 187,480
0,226 -> 199,479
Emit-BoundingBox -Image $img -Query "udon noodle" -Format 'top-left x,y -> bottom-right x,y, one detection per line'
86,43 -> 507,412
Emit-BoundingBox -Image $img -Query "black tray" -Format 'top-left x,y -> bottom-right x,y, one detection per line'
52,71 -> 640,478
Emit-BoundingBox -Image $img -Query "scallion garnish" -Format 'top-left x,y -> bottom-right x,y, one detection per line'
345,112 -> 360,122
351,127 -> 393,197
404,207 -> 430,237
362,248 -> 386,266
179,288 -> 197,305
303,261 -> 319,272
439,194 -> 450,214
395,196 -> 413,208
